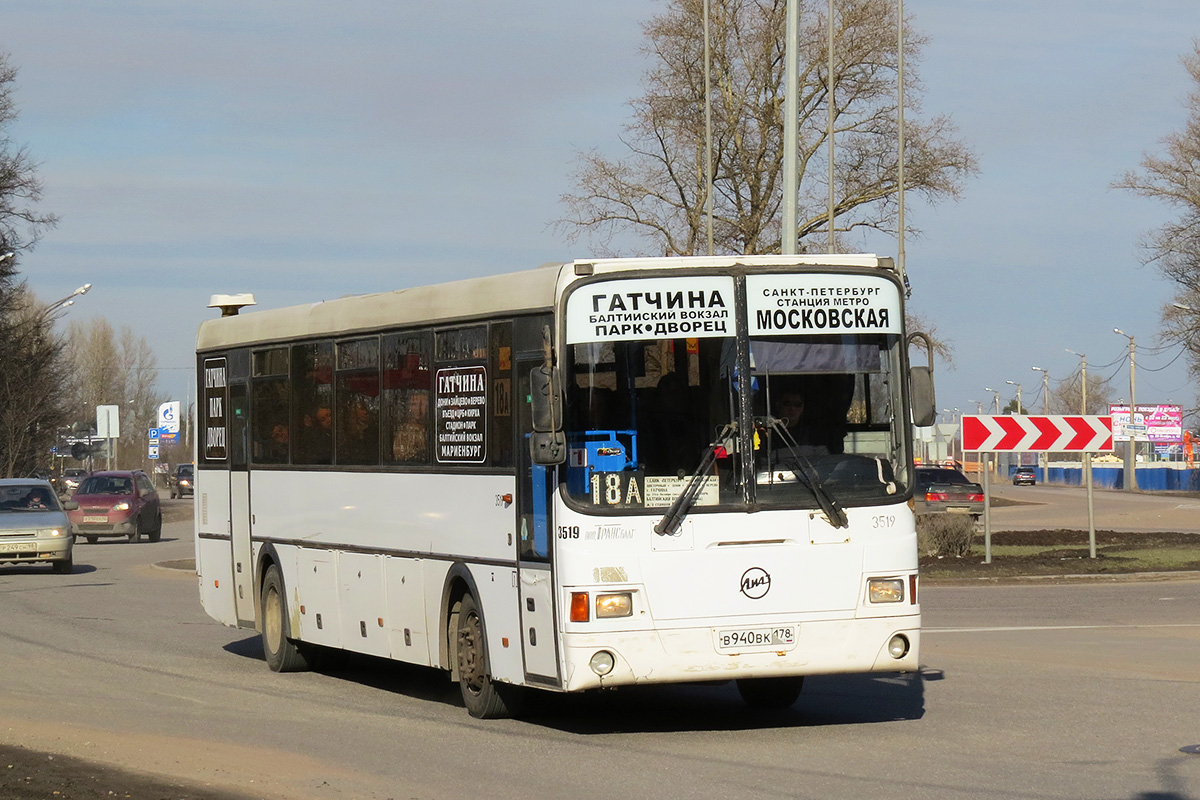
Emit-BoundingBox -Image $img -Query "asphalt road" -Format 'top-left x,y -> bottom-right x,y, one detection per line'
0,499 -> 1197,800
987,482 -> 1200,532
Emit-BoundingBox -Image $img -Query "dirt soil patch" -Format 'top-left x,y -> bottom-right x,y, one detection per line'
0,743 -> 252,800
921,529 -> 1200,582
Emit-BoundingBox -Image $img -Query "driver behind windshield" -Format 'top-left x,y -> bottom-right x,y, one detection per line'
767,376 -> 852,457
23,488 -> 51,509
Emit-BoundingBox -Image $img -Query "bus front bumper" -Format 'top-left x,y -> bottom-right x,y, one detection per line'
559,615 -> 920,692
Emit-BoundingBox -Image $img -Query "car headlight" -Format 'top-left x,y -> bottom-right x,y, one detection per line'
37,528 -> 66,538
112,501 -> 131,512
867,578 -> 905,603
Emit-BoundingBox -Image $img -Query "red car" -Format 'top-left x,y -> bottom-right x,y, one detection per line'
67,470 -> 163,543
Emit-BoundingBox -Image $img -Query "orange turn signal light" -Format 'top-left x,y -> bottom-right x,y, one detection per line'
570,592 -> 590,622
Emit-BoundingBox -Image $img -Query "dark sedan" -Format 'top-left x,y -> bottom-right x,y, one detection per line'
1013,466 -> 1037,485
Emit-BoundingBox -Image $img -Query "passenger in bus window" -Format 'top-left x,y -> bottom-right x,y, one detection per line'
300,407 -> 333,464
266,423 -> 289,461
392,391 -> 428,462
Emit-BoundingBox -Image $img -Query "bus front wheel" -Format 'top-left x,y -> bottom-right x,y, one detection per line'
455,593 -> 523,719
261,565 -> 310,673
736,676 -> 804,709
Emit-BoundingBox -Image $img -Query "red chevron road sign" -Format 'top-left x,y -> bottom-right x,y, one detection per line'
961,415 -> 1113,452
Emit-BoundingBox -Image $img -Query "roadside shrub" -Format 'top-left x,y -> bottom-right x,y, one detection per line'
916,513 -> 977,558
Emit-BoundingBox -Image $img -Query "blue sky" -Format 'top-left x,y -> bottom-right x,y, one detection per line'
5,1 -> 1200,422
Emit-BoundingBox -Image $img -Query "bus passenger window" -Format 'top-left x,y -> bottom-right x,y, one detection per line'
384,332 -> 432,466
336,338 -> 380,466
293,342 -> 334,465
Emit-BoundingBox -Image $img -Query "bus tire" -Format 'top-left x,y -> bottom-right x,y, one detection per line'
455,593 -> 523,719
261,565 -> 309,673
736,676 -> 804,709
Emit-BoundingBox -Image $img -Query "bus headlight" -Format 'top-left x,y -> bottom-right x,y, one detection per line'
888,634 -> 910,659
589,650 -> 616,676
595,592 -> 633,618
867,578 -> 905,603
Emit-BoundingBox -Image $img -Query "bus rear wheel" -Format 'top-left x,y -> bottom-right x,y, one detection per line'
455,593 -> 522,719
736,676 -> 804,709
261,565 -> 310,673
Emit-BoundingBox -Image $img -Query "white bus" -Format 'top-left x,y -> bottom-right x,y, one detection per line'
195,255 -> 935,718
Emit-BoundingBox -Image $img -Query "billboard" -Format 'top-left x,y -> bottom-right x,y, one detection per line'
158,400 -> 181,434
1108,404 -> 1183,443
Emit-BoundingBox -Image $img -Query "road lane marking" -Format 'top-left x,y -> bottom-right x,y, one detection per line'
925,623 -> 1200,633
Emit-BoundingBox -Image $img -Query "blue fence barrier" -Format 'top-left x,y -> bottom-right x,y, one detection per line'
1007,465 -> 1200,491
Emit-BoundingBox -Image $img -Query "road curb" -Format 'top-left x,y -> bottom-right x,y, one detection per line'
152,558 -> 196,573
924,569 -> 1200,586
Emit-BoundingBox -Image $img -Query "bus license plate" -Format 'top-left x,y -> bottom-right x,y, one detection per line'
715,626 -> 797,653
83,515 -> 108,523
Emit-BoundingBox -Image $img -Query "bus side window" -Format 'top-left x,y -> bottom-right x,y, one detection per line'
293,342 -> 334,465
383,332 -> 432,466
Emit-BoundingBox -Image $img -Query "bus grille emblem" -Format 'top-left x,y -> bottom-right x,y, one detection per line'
740,568 -> 771,599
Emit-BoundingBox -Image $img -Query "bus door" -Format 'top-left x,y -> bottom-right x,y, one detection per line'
227,380 -> 256,626
516,355 -> 560,686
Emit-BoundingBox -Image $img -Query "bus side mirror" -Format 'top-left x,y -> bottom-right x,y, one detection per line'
530,366 -> 563,433
529,365 -> 566,465
907,331 -> 937,428
530,431 -> 567,465
910,366 -> 936,427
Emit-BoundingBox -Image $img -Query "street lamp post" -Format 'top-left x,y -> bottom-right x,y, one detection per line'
1032,366 -> 1050,482
40,283 -> 92,320
1114,328 -> 1137,490
1005,380 -> 1023,415
1065,349 -> 1093,540
1005,380 -> 1023,473
984,387 -> 1001,414
1065,349 -> 1087,413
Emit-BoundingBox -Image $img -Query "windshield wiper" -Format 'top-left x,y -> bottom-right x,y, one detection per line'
654,423 -> 735,537
760,416 -> 849,529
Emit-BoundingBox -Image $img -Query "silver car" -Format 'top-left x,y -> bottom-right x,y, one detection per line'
0,479 -> 76,574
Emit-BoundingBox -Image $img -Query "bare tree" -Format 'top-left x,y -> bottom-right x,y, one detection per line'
63,319 -> 165,470
0,52 -> 63,476
1115,41 -> 1200,387
558,0 -> 977,257
0,52 -> 57,253
1049,371 -> 1114,416
0,286 -> 71,476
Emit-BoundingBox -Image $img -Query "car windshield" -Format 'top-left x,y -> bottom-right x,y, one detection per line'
917,469 -> 970,485
0,484 -> 61,512
77,476 -> 133,495
178,465 -> 193,477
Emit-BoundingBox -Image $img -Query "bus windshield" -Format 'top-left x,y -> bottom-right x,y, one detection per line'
562,272 -> 910,513
750,332 -> 908,508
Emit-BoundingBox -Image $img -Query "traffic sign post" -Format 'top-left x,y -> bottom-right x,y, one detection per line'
961,415 -> 1114,562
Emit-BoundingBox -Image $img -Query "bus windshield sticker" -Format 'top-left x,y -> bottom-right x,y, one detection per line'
435,365 -> 487,463
746,274 -> 901,335
643,475 -> 719,508
203,357 -> 228,461
565,276 -> 736,344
